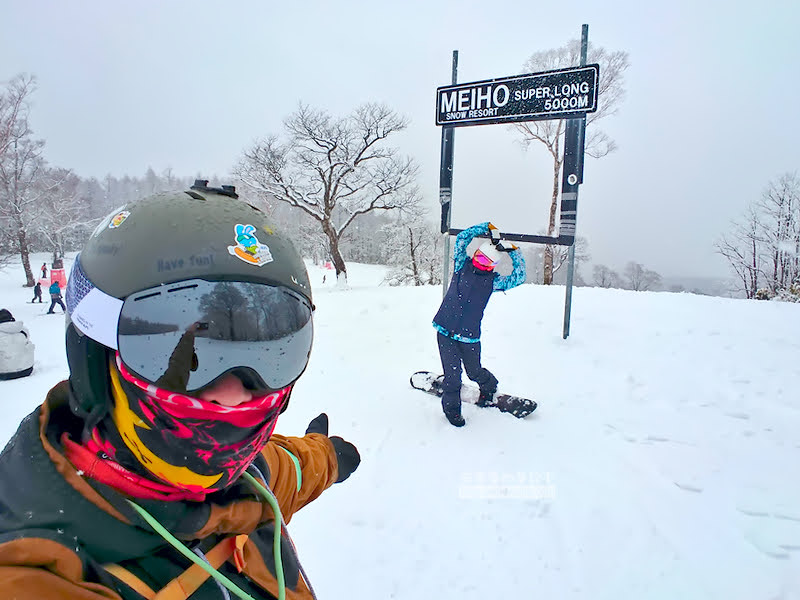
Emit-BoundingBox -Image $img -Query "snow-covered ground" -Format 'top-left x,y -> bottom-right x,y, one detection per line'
2,253 -> 799,599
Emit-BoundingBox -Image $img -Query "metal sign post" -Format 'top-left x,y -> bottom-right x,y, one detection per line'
562,24 -> 589,340
440,51 -> 458,297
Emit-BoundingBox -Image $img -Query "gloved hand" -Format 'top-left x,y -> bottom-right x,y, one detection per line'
488,223 -> 502,244
495,239 -> 519,253
306,413 -> 360,483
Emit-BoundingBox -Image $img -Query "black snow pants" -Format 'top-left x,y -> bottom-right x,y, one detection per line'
437,333 -> 498,417
48,294 -> 65,313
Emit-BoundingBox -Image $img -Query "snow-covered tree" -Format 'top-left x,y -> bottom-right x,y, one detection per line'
237,103 -> 420,285
0,74 -> 54,285
513,41 -> 629,285
382,210 -> 443,286
717,173 -> 800,299
36,168 -> 96,261
756,173 -> 800,295
716,206 -> 763,299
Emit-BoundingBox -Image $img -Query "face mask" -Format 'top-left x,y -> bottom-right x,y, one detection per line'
92,357 -> 290,492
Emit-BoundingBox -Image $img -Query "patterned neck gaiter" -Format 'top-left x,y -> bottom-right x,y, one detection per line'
90,356 -> 290,493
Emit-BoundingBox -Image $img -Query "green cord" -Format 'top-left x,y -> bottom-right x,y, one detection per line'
278,446 -> 303,492
126,475 -> 288,600
242,471 -> 286,600
125,499 -> 259,600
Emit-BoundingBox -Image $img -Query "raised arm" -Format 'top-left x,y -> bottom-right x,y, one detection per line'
453,222 -> 490,273
493,249 -> 526,292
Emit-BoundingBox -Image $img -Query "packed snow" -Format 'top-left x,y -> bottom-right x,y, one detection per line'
1,254 -> 799,599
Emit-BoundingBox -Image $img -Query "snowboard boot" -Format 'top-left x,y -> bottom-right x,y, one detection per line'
444,411 -> 466,427
477,388 -> 496,408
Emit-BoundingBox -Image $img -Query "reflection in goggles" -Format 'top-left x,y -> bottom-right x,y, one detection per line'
118,280 -> 313,395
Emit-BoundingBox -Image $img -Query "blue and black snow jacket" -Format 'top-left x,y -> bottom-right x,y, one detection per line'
432,222 -> 526,343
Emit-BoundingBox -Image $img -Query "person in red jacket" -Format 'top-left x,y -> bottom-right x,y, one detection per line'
0,182 -> 360,600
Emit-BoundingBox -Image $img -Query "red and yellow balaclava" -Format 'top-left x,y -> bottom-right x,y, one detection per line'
85,356 -> 290,494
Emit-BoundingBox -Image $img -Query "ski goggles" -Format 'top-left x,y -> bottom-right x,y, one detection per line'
115,279 -> 314,395
67,264 -> 314,395
472,251 -> 498,269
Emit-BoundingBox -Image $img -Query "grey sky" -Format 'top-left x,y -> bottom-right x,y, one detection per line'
2,0 -> 798,278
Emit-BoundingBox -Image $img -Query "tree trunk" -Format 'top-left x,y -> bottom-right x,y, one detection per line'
542,155 -> 561,285
18,228 -> 34,287
322,220 -> 348,286
408,228 -> 421,286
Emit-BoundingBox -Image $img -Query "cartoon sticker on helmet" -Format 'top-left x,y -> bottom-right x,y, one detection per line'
108,210 -> 131,229
228,224 -> 274,266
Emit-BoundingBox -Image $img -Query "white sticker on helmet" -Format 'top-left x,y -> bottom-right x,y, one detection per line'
70,287 -> 123,350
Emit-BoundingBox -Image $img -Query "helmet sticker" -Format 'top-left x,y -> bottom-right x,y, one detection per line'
228,224 -> 274,266
109,210 -> 131,229
91,205 -> 127,237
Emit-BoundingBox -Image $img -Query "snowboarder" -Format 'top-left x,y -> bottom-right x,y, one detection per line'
432,222 -> 526,426
31,280 -> 43,303
46,280 -> 65,313
0,182 -> 360,600
0,308 -> 34,380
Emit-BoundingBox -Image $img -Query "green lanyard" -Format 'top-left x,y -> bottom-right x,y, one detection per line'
126,471 -> 287,600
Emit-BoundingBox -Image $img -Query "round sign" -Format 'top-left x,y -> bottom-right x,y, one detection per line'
567,174 -> 578,185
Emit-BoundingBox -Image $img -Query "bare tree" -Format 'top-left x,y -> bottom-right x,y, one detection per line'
518,233 -> 590,284
716,206 -> 763,299
716,173 -> 800,299
592,264 -> 621,288
0,74 -> 52,286
237,103 -> 420,285
0,74 -> 34,158
0,74 -> 37,271
552,236 -> 590,281
756,173 -> 799,294
514,41 -> 629,285
37,168 -> 96,261
623,261 -> 662,291
382,210 -> 443,286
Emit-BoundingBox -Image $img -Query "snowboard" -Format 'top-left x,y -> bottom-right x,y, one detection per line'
410,371 -> 537,419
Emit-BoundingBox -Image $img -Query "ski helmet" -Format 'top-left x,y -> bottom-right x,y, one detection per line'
475,241 -> 501,265
65,181 -> 313,431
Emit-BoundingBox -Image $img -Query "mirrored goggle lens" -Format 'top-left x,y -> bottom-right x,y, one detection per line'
117,279 -> 313,394
474,252 -> 497,267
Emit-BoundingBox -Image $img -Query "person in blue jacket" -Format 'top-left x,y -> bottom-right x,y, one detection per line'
432,222 -> 526,426
47,280 -> 66,314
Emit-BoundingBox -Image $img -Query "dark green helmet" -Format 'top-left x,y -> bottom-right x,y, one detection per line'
65,181 -> 313,433
78,181 -> 311,303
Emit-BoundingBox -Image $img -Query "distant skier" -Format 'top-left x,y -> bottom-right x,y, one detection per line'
31,281 -> 43,303
47,280 -> 65,314
432,222 -> 526,427
41,262 -> 48,279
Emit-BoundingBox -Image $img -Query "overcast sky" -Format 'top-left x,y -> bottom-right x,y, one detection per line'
2,0 -> 798,279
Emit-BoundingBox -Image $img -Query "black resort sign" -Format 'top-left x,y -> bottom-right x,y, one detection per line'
436,64 -> 599,127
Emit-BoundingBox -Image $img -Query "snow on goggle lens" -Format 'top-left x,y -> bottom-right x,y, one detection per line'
117,279 -> 313,395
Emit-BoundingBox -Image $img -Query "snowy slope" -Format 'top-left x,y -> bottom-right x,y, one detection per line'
1,254 -> 799,599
